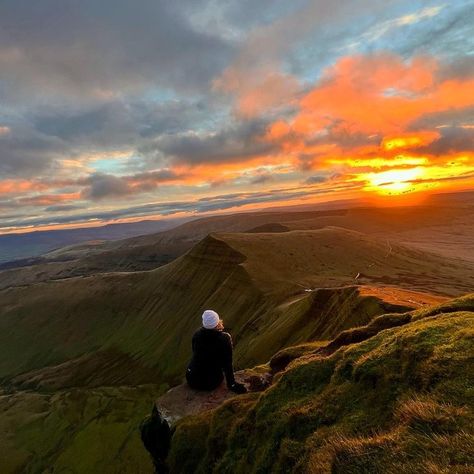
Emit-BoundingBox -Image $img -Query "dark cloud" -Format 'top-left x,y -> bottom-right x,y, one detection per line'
81,173 -> 131,200
129,169 -> 181,183
411,107 -> 474,130
35,107 -> 112,142
78,168 -> 185,200
0,128 -> 64,178
0,98 -> 213,180
136,100 -> 212,138
250,174 -> 273,185
33,99 -> 211,145
305,125 -> 380,150
305,175 -> 329,184
147,119 -> 275,165
125,169 -> 185,192
410,107 -> 474,155
437,56 -> 474,82
419,127 -> 474,155
0,0 -> 233,102
298,154 -> 319,171
294,127 -> 380,171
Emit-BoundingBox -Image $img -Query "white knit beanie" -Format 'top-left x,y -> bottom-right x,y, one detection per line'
202,310 -> 219,329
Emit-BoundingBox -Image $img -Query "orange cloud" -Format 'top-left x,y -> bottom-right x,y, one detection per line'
266,120 -> 291,140
382,131 -> 439,151
0,179 -> 48,195
18,192 -> 81,206
263,53 -> 474,196
296,54 -> 473,135
215,67 -> 300,118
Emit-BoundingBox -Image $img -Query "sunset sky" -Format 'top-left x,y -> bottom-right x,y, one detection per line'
1,0 -> 473,233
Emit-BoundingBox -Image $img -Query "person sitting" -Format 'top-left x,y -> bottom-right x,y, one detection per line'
186,310 -> 247,394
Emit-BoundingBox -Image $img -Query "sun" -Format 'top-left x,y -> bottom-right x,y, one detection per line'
363,167 -> 424,195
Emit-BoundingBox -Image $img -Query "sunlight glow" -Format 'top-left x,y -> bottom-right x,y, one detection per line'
363,167 -> 424,194
331,155 -> 429,169
383,136 -> 423,150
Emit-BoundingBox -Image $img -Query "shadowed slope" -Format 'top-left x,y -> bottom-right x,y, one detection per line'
0,384 -> 160,473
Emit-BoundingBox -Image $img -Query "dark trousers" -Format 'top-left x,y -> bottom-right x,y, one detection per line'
186,368 -> 223,391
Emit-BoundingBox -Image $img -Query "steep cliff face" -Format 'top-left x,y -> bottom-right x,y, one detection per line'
166,294 -> 474,473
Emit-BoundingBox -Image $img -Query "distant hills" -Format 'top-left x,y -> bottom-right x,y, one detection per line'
2,189 -> 472,268
0,218 -> 188,265
1,194 -> 473,290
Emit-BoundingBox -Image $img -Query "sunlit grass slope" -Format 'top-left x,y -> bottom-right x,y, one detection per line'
168,294 -> 474,473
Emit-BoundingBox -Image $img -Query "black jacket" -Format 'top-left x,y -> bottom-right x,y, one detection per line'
187,328 -> 236,390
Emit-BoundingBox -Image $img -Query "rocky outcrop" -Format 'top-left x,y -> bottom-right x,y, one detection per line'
155,369 -> 271,424
141,368 -> 271,471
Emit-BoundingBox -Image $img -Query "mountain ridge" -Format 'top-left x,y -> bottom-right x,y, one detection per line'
0,227 -> 465,389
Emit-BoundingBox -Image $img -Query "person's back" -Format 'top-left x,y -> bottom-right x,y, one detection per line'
186,310 -> 247,394
187,327 -> 233,390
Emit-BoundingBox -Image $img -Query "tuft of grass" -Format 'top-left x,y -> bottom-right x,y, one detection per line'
395,396 -> 469,434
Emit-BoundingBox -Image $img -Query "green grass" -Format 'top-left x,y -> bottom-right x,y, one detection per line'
167,295 -> 474,473
0,384 -> 166,473
1,229 -> 472,473
0,235 -> 417,390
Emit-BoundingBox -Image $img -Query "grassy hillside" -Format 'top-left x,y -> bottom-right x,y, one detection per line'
216,227 -> 474,295
167,294 -> 474,473
0,209 -> 349,289
0,228 -> 463,390
0,226 -> 471,473
0,384 -> 162,473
